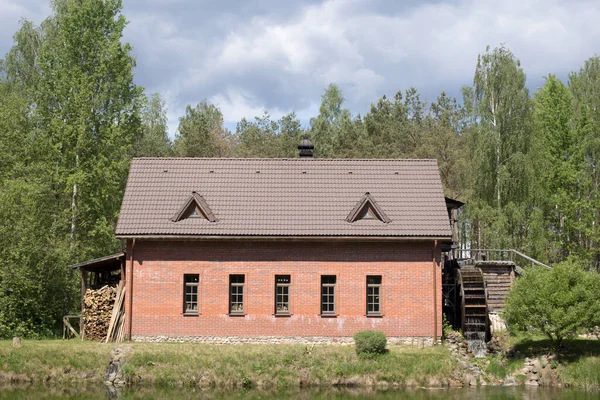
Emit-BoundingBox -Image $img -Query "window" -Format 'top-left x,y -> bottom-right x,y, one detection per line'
321,275 -> 336,315
367,276 -> 382,316
359,206 -> 376,220
189,206 -> 200,218
183,274 -> 199,314
275,275 -> 291,315
229,274 -> 245,315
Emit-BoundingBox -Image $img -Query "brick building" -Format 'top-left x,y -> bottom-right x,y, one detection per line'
106,149 -> 452,344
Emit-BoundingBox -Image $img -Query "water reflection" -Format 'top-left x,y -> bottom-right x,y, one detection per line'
0,386 -> 598,400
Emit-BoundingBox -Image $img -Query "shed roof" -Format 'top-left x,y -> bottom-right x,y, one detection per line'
69,252 -> 125,272
115,158 -> 452,239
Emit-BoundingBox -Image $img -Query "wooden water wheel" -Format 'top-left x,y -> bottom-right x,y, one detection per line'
456,268 -> 490,343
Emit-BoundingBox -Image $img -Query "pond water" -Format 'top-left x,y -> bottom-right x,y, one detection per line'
0,386 -> 597,400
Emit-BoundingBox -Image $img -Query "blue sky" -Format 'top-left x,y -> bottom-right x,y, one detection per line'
1,0 -> 599,136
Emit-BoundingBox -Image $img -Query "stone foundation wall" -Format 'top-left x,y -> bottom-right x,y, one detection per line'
132,335 -> 436,346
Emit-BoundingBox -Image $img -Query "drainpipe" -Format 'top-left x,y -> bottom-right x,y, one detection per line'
433,240 -> 438,345
127,238 -> 136,341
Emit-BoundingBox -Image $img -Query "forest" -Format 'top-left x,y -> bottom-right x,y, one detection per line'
0,0 -> 599,337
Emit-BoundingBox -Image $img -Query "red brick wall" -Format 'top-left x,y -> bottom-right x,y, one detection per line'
125,239 -> 442,339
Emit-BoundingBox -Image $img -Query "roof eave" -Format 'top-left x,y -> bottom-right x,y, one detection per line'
115,234 -> 452,242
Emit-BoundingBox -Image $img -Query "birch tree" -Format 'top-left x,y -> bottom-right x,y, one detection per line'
36,0 -> 143,258
134,93 -> 173,157
466,45 -> 534,251
471,45 -> 533,210
174,101 -> 231,157
569,57 -> 600,270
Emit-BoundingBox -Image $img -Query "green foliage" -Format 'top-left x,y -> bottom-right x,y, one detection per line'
310,83 -> 349,158
35,0 -> 143,259
174,101 -> 231,157
464,45 -> 536,254
532,75 -> 582,263
0,0 -> 141,337
504,259 -> 600,345
353,330 -> 387,357
134,93 -> 173,157
568,57 -> 600,269
441,314 -> 456,339
233,111 -> 306,158
3,0 -> 600,340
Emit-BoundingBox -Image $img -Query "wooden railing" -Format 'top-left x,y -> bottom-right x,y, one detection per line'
456,249 -> 551,270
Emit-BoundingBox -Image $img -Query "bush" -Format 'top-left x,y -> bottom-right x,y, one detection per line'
504,258 -> 600,347
353,330 -> 387,357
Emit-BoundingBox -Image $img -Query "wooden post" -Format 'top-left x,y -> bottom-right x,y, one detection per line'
451,208 -> 459,259
126,239 -> 136,341
81,270 -> 87,340
63,316 -> 81,339
433,240 -> 438,345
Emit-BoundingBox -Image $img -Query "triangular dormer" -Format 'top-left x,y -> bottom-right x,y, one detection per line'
171,192 -> 217,222
346,192 -> 391,223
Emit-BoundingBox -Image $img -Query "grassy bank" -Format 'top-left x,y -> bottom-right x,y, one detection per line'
0,340 -> 453,388
479,335 -> 600,391
0,340 -> 113,385
124,343 -> 453,388
2,338 -> 598,391
512,336 -> 600,391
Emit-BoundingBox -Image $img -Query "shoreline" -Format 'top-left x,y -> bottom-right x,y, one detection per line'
0,339 -> 598,392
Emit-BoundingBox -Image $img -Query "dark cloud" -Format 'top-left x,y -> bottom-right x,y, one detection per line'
2,0 -> 600,135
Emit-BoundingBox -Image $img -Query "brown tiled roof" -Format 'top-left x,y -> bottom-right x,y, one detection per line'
115,158 -> 452,239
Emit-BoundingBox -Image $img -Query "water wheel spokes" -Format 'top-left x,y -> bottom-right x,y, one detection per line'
457,267 -> 489,357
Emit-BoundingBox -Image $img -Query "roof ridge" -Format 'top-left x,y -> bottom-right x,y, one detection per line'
133,157 -> 439,162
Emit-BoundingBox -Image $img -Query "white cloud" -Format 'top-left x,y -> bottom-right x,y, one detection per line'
179,0 -> 600,124
2,0 -> 600,134
210,88 -> 287,124
0,0 -> 49,53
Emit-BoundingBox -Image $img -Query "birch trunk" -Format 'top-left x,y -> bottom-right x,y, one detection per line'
71,152 -> 79,245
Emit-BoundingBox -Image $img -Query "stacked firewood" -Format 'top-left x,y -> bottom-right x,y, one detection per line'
83,284 -> 117,341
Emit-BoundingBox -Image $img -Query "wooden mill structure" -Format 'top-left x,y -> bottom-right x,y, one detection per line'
442,198 -> 551,344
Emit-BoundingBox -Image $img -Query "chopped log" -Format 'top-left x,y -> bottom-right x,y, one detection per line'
83,284 -> 118,341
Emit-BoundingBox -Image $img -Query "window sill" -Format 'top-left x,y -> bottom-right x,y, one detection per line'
320,314 -> 338,318
229,313 -> 246,317
274,313 -> 291,317
366,314 -> 383,318
183,312 -> 199,316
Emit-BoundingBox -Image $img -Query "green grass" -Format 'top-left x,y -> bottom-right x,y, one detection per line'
561,357 -> 600,391
125,343 -> 454,389
0,340 -> 453,388
0,340 -> 115,384
485,358 -> 507,378
502,334 -> 600,391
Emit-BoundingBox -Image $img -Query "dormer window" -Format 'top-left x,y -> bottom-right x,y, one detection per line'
172,192 -> 217,223
346,192 -> 390,224
359,207 -> 376,220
